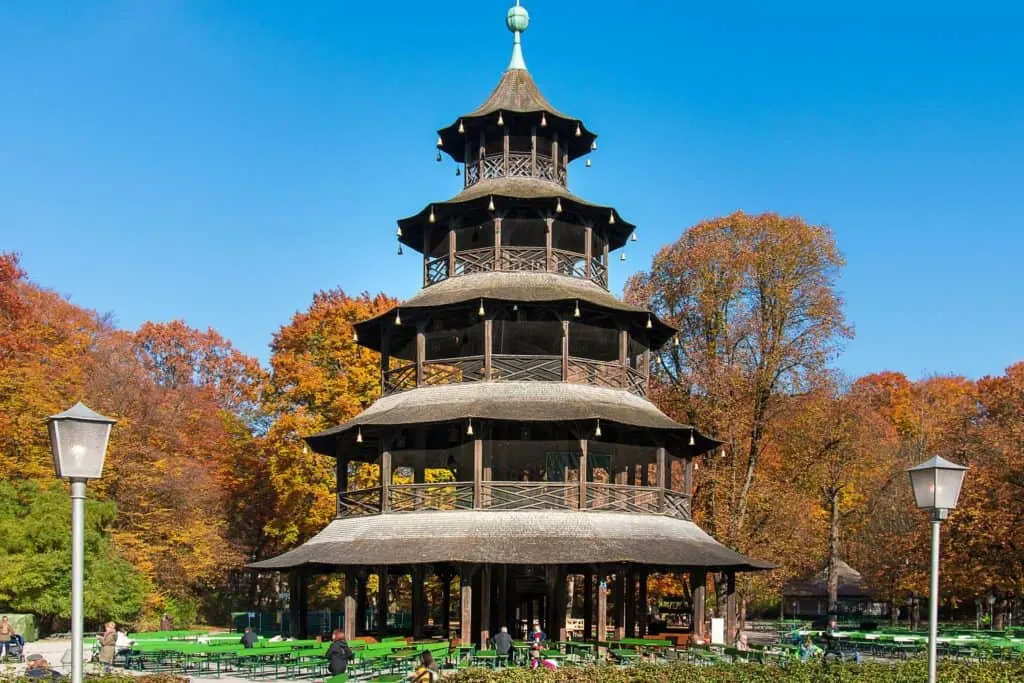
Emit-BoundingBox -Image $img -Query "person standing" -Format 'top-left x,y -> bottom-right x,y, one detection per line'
0,616 -> 12,659
98,622 -> 117,673
160,614 -> 172,632
325,629 -> 353,675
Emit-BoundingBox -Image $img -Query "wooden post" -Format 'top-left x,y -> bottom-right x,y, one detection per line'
638,571 -> 649,636
597,574 -> 608,643
656,447 -> 666,513
551,133 -> 559,185
412,566 -> 425,639
545,217 -> 554,272
289,570 -> 309,639
377,566 -> 389,639
416,326 -> 425,387
380,445 -> 391,513
478,131 -> 485,181
344,572 -> 358,640
441,569 -> 452,639
497,565 -> 508,637
684,457 -> 694,520
583,572 -> 594,641
494,217 -> 502,270
465,138 -> 471,189
480,565 -> 492,647
380,323 -> 391,388
614,571 -> 626,640
624,570 -> 636,637
726,570 -> 738,645
555,568 -> 568,642
561,319 -> 569,381
579,438 -> 588,510
460,566 -> 473,646
691,570 -> 706,643
473,437 -> 483,509
584,226 -> 593,279
483,318 -> 493,381
503,126 -> 510,177
336,455 -> 347,517
422,227 -> 429,286
357,574 -> 368,636
448,227 -> 456,278
530,125 -> 537,177
619,329 -> 628,389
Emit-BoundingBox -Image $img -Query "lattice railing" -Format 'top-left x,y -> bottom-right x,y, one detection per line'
425,256 -> 448,286
585,483 -> 661,514
567,357 -> 647,397
481,482 -> 578,510
465,153 -> 564,187
423,357 -> 486,386
453,248 -> 495,276
388,482 -> 474,512
338,487 -> 383,518
591,259 -> 608,287
383,363 -> 417,395
498,246 -> 548,273
663,490 -> 692,521
551,249 -> 587,279
491,354 -> 562,382
626,366 -> 647,396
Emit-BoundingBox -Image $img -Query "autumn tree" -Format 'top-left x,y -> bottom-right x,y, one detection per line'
626,212 -> 852,555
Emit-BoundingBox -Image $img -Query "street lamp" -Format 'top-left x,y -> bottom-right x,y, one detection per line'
908,455 -> 967,683
47,402 -> 116,683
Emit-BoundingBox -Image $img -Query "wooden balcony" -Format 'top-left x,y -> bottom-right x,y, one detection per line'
424,245 -> 608,288
382,354 -> 647,398
465,152 -> 565,188
337,481 -> 692,521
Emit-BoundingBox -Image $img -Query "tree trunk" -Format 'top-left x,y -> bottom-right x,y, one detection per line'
826,487 -> 841,615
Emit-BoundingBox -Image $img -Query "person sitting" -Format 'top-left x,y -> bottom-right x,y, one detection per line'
408,651 -> 438,682
493,626 -> 513,665
799,635 -> 817,663
25,656 -> 63,682
529,643 -> 557,671
529,623 -> 546,644
240,627 -> 258,649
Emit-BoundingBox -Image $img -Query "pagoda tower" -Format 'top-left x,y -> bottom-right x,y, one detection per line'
254,2 -> 769,648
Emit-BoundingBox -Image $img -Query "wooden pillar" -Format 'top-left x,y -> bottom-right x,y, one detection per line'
478,131 -> 485,181
561,319 -> 569,381
618,329 -> 628,388
336,455 -> 347,517
503,126 -> 510,177
597,575 -> 608,642
448,227 -> 456,279
473,437 -> 483,509
416,326 -> 425,387
656,447 -> 666,513
376,567 -> 389,639
691,570 -> 706,643
530,125 -> 537,177
464,138 -> 471,189
412,566 -> 425,639
494,217 -> 503,270
584,226 -> 593,279
726,570 -> 738,646
483,318 -> 493,380
357,575 -> 368,636
583,572 -> 594,640
460,566 -> 473,646
422,227 -> 430,286
380,445 -> 392,513
551,133 -> 559,184
344,572 -> 358,640
497,565 -> 508,636
624,570 -> 636,637
555,568 -> 569,642
684,457 -> 694,520
545,217 -> 554,272
614,571 -> 626,640
579,438 -> 588,510
638,571 -> 649,636
642,347 -> 651,386
380,323 -> 391,388
289,570 -> 309,639
479,565 -> 492,647
441,569 -> 452,638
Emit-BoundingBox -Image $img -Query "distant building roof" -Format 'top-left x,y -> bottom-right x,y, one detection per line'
782,559 -> 872,600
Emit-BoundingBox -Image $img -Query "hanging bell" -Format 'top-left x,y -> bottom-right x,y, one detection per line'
436,151 -> 442,162
630,232 -> 637,242
356,427 -> 363,444
395,309 -> 402,325
573,300 -> 580,318
594,420 -> 602,438
397,226 -> 403,238
467,420 -> 474,437
689,430 -> 696,447
609,211 -> 616,225
456,167 -> 461,176
646,316 -> 653,330
555,198 -> 563,213
458,120 -> 465,134
397,243 -> 404,256
540,112 -> 547,127
353,329 -> 359,343
673,335 -> 680,347
497,112 -> 504,126
620,253 -> 627,262
429,207 -> 436,223
591,141 -> 598,151
436,135 -> 443,148
478,299 -> 485,316
488,196 -> 496,212
586,159 -> 592,168
575,122 -> 582,137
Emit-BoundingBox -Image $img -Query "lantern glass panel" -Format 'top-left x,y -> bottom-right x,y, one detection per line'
909,468 -> 936,509
50,419 -> 111,479
935,467 -> 966,509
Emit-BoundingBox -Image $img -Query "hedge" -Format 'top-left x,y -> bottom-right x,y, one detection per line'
444,661 -> 1024,683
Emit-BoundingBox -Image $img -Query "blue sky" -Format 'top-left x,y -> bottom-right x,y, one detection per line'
2,1 -> 1021,380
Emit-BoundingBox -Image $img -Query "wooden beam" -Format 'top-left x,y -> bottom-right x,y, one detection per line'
614,570 -> 626,640
555,568 -> 568,642
473,437 -> 483,509
448,227 -> 456,280
336,455 -> 347,518
441,569 -> 452,638
624,570 -> 635,637
597,574 -> 608,643
638,571 -> 649,637
584,226 -> 593,279
416,326 -> 425,388
464,138 -> 471,189
483,318 -> 493,381
422,226 -> 429,286
579,438 -> 588,510
494,217 -> 502,270
377,567 -> 389,639
460,566 -> 473,646
691,570 -> 706,643
551,133 -> 559,185
530,125 -> 537,177
503,126 -> 510,177
583,572 -> 593,641
726,570 -> 738,646
561,319 -> 569,381
380,445 -> 392,513
478,131 -> 485,182
545,218 -> 554,272
656,447 -> 666,513
412,566 -> 425,639
344,572 -> 358,640
479,565 -> 492,647
619,329 -> 628,388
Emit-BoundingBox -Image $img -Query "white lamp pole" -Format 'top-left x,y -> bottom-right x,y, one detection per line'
47,402 -> 116,683
907,455 -> 968,683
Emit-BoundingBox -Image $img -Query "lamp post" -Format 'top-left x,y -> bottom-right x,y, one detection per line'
908,455 -> 968,683
47,402 -> 116,683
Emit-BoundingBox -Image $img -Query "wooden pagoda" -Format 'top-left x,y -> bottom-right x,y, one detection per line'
252,2 -> 770,648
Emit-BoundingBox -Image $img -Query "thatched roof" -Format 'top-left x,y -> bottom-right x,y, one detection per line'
353,272 -> 675,352
437,70 -> 596,163
305,382 -> 717,456
249,509 -> 774,571
397,178 -> 634,253
782,560 -> 872,600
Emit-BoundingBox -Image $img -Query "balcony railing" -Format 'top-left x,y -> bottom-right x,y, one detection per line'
382,354 -> 647,397
337,481 -> 692,520
424,246 -> 608,289
465,152 -> 565,188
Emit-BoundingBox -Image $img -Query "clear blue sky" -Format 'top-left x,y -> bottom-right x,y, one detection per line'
3,1 -> 1021,380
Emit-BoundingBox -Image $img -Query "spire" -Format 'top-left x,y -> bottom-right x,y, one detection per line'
506,1 -> 530,71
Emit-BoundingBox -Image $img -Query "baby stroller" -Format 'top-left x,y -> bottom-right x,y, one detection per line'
6,634 -> 26,663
